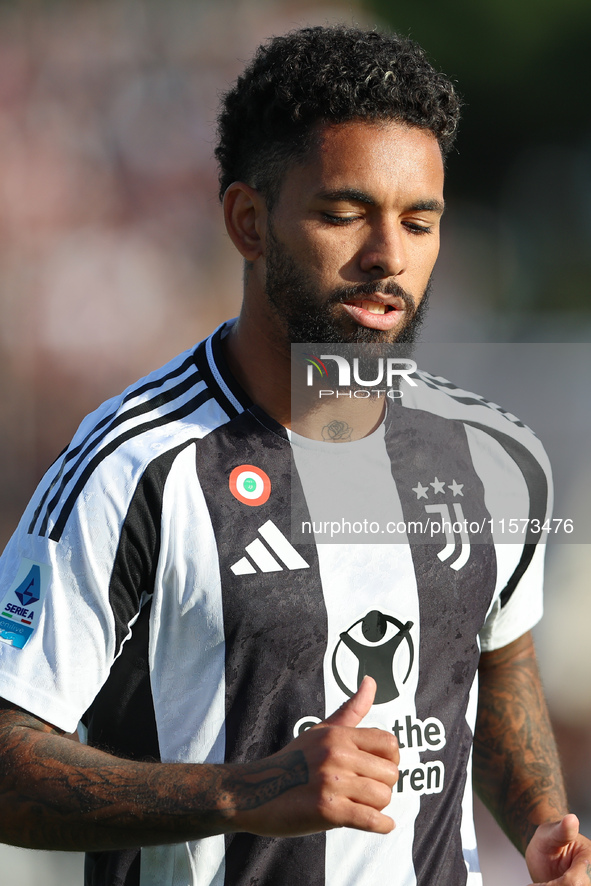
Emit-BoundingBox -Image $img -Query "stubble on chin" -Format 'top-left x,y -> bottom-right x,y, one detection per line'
263,221 -> 431,346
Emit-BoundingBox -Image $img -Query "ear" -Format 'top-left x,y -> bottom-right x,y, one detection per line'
223,182 -> 266,262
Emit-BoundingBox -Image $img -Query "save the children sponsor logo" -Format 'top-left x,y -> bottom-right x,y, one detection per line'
332,609 -> 414,704
293,608 -> 447,797
0,559 -> 50,650
292,705 -> 446,797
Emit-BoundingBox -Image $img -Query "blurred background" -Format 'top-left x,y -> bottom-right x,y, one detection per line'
0,0 -> 589,882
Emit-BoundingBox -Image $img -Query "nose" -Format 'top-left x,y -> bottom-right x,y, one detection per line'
358,221 -> 406,279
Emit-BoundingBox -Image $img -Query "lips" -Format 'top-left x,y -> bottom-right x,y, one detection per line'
340,297 -> 407,331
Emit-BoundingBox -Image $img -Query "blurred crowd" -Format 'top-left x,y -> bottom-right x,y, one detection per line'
0,2 -> 588,883
0,0 -> 358,541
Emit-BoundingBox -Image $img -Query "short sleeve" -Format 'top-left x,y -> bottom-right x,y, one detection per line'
479,541 -> 546,652
0,444 -> 154,733
461,423 -> 552,654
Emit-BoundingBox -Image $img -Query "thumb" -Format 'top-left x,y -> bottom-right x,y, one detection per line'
323,676 -> 377,728
532,814 -> 580,854
547,814 -> 580,848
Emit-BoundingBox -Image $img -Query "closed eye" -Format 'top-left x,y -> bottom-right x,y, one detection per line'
404,222 -> 434,235
321,213 -> 361,226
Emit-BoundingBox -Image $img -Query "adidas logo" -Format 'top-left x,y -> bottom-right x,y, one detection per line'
230,520 -> 309,575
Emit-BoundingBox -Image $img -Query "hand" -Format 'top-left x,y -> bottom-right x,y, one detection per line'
230,676 -> 399,838
526,815 -> 591,884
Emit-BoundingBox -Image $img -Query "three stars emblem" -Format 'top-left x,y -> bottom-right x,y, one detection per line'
412,478 -> 464,500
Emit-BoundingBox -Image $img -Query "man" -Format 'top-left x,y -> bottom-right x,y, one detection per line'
0,24 -> 588,886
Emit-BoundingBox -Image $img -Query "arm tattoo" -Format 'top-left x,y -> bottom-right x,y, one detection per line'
0,701 -> 308,851
473,634 -> 568,853
216,751 -> 308,811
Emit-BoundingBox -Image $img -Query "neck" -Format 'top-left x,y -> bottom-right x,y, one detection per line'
222,304 -> 385,440
222,302 -> 293,426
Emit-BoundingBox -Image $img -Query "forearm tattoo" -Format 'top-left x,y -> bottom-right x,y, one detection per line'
0,702 -> 308,851
473,639 -> 568,853
216,751 -> 308,812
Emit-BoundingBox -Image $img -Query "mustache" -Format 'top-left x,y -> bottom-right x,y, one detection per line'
326,280 -> 416,311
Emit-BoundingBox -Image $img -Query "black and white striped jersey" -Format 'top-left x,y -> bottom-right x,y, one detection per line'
0,321 -> 551,886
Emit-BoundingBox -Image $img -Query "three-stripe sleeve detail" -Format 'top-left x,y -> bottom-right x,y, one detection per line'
463,420 -> 549,607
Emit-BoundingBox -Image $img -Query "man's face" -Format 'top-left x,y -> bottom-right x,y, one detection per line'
261,120 -> 445,344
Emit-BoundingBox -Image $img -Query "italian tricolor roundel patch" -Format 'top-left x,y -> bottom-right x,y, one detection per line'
229,465 -> 271,506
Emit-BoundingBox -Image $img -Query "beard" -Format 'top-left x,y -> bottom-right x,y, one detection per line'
264,220 -> 431,345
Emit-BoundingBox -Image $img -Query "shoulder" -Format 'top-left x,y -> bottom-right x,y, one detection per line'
404,368 -> 549,464
401,368 -> 553,522
28,323 -> 247,543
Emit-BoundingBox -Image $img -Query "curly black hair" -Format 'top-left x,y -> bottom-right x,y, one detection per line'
215,25 -> 461,205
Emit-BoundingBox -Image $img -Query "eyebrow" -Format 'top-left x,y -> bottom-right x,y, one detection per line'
316,188 -> 377,205
315,188 -> 445,214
